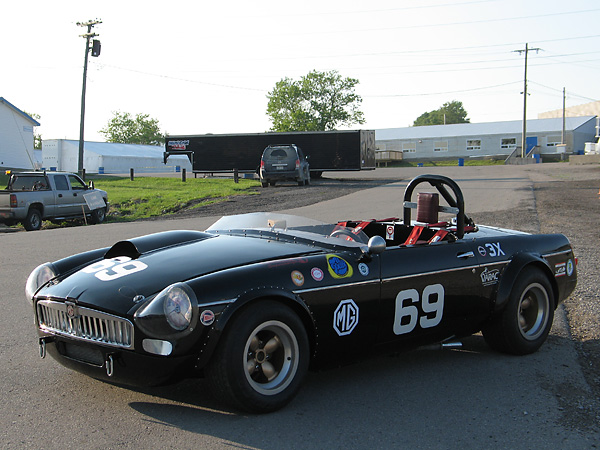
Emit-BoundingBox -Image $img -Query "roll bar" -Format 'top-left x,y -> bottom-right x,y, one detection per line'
403,174 -> 469,239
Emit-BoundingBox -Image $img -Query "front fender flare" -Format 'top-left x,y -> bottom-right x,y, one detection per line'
194,286 -> 316,370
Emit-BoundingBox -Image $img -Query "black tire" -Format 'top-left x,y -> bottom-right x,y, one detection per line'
269,181 -> 277,187
205,300 -> 309,413
90,206 -> 106,224
297,180 -> 304,186
261,181 -> 268,188
482,267 -> 554,355
23,208 -> 42,231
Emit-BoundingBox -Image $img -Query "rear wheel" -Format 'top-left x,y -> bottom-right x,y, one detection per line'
206,300 -> 309,413
261,181 -> 268,188
482,267 -> 554,355
23,208 -> 42,231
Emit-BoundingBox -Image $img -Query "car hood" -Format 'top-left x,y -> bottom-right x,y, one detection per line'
38,233 -> 319,314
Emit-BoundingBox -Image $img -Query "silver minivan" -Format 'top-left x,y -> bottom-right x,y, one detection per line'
259,144 -> 310,187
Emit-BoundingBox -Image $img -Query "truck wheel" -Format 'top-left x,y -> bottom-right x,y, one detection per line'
261,180 -> 268,188
206,300 -> 309,413
482,267 -> 554,355
90,206 -> 106,224
23,208 -> 42,231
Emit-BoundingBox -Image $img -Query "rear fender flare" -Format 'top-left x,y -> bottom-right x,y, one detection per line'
494,253 -> 557,313
29,203 -> 44,217
195,286 -> 316,369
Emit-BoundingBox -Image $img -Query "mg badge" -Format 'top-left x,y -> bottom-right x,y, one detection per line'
65,302 -> 78,319
333,299 -> 359,336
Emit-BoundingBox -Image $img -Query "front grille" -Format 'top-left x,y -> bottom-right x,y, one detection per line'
37,299 -> 134,349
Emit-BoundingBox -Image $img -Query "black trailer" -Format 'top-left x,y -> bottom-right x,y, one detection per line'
163,130 -> 376,176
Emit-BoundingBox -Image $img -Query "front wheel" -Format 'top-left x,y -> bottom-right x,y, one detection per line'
482,267 -> 554,355
205,300 -> 309,413
90,206 -> 106,224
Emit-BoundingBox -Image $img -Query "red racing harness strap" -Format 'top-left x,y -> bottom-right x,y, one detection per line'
404,225 -> 424,245
428,229 -> 449,243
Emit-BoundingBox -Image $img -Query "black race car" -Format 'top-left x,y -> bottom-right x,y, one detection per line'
26,175 -> 577,413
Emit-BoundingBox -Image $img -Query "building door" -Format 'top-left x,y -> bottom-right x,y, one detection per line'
526,136 -> 538,156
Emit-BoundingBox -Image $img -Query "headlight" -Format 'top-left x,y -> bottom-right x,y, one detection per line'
25,262 -> 57,303
164,285 -> 193,330
134,283 -> 198,339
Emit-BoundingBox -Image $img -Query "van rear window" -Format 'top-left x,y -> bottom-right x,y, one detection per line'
266,149 -> 290,158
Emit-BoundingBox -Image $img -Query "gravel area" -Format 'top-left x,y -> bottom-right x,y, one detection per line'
148,177 -> 399,220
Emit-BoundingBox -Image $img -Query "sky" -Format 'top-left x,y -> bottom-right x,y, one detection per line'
2,0 -> 599,142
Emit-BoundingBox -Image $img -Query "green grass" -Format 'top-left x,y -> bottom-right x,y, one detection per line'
91,176 -> 259,221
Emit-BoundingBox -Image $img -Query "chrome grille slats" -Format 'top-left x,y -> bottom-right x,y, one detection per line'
36,299 -> 134,349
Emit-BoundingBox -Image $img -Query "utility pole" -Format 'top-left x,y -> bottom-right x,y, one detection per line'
76,19 -> 102,178
562,87 -> 566,145
513,43 -> 541,158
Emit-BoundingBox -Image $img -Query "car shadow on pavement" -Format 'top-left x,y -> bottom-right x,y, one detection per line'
122,333 -> 597,448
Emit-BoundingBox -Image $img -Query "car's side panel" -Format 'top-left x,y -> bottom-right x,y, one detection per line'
377,241 -> 487,349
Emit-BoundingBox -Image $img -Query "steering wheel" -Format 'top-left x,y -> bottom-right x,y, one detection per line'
330,228 -> 362,243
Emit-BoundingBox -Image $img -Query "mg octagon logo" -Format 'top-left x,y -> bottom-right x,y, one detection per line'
333,299 -> 359,336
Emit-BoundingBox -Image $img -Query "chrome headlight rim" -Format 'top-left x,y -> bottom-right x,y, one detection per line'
134,282 -> 198,339
25,262 -> 58,303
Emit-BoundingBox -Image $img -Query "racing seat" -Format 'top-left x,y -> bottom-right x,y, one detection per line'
403,193 -> 450,245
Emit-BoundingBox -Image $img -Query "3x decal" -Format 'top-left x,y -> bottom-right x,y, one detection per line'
478,242 -> 505,258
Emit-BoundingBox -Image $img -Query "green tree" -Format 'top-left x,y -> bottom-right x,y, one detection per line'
413,100 -> 470,127
267,70 -> 365,132
23,111 -> 42,149
99,111 -> 164,145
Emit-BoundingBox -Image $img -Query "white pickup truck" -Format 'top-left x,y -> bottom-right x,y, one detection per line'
0,171 -> 109,231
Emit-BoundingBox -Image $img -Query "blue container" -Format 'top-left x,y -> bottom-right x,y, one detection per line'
175,166 -> 181,173
98,167 -> 104,174
458,158 -> 464,166
417,163 -> 423,167
50,167 -> 57,171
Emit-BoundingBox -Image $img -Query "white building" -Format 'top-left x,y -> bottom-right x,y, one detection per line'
0,97 -> 40,169
376,116 -> 597,161
42,139 -> 192,174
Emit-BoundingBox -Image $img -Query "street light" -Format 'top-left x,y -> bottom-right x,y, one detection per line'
76,19 -> 102,179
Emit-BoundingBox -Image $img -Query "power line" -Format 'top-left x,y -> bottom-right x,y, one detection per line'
364,81 -> 521,98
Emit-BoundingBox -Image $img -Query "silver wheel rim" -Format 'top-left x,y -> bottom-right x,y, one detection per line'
517,282 -> 550,341
244,320 -> 299,396
31,213 -> 41,229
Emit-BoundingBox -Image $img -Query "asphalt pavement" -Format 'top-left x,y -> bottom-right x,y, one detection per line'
1,164 -> 598,449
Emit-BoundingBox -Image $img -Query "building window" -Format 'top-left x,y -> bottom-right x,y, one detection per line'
466,139 -> 481,151
501,138 -> 517,149
402,142 -> 416,153
547,136 -> 562,147
433,141 -> 448,152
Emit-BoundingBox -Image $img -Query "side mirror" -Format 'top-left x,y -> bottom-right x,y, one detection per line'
367,235 -> 386,255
